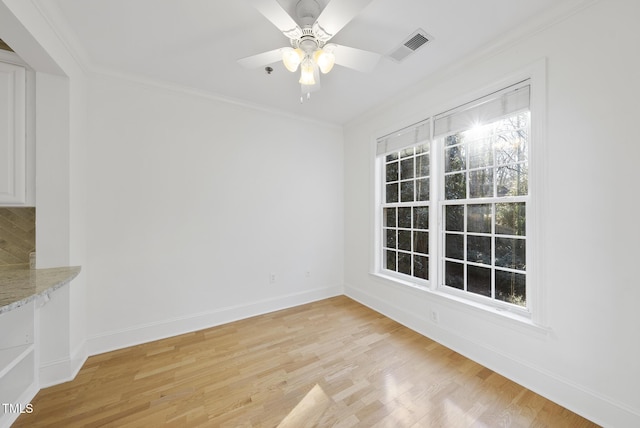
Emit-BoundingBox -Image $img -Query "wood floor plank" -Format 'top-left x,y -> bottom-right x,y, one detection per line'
15,296 -> 599,427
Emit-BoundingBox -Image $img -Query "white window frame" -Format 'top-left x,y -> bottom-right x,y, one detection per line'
372,60 -> 547,327
377,120 -> 432,287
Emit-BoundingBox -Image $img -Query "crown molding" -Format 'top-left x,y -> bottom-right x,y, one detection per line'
90,65 -> 342,130
348,0 -> 600,128
28,0 -> 91,75
30,0 -> 341,129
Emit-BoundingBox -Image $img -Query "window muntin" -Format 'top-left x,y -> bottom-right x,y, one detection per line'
382,143 -> 430,282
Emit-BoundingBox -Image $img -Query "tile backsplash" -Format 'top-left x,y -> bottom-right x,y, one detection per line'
0,208 -> 35,266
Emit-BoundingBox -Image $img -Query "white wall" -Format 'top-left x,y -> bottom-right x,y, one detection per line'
343,0 -> 640,426
85,75 -> 344,353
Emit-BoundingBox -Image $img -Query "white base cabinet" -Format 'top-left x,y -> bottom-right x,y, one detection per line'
0,301 -> 36,427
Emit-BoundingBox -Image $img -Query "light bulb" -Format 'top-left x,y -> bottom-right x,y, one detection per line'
314,47 -> 335,74
299,58 -> 316,85
282,47 -> 303,72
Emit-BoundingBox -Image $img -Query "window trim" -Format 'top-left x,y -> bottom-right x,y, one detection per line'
372,59 -> 548,327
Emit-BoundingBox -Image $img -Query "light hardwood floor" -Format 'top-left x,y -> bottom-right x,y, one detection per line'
15,296 -> 598,427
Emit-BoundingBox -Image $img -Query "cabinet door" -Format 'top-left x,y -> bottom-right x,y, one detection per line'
0,61 -> 26,205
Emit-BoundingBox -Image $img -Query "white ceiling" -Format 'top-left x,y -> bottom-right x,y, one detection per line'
39,0 -> 573,124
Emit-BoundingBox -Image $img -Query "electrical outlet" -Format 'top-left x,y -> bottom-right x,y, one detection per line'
269,273 -> 276,284
430,310 -> 439,324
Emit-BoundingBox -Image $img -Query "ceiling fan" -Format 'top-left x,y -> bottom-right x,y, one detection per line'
239,0 -> 381,101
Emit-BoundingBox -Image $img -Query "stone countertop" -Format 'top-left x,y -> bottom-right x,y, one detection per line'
0,265 -> 81,314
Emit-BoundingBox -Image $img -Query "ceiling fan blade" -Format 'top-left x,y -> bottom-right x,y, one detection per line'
333,44 -> 381,72
248,0 -> 303,39
313,0 -> 374,41
238,48 -> 283,69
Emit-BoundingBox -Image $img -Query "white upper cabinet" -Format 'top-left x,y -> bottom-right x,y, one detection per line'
0,58 -> 31,206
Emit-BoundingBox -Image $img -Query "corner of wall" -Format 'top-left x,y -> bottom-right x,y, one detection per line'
87,285 -> 343,358
344,281 -> 640,427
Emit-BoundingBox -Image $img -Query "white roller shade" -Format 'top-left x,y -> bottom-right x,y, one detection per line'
376,119 -> 431,156
434,81 -> 530,138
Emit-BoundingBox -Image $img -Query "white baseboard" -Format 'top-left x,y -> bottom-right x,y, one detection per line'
39,342 -> 88,388
87,285 -> 343,357
345,283 -> 640,428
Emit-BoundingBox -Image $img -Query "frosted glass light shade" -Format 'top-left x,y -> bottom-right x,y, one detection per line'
282,47 -> 303,72
314,48 -> 335,74
299,58 -> 316,85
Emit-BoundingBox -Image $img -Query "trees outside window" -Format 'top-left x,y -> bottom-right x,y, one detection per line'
382,143 -> 430,281
441,112 -> 529,307
377,81 -> 531,312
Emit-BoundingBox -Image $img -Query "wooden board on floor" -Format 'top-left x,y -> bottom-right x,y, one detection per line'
15,296 -> 599,427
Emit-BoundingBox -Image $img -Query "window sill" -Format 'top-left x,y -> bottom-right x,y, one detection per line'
371,272 -> 429,292
370,271 -> 551,338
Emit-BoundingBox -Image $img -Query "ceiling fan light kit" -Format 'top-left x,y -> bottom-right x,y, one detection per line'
282,47 -> 303,72
299,57 -> 316,85
314,44 -> 336,74
242,0 -> 381,102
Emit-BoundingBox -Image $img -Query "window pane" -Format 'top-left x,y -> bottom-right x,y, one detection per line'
386,161 -> 398,183
496,203 -> 525,236
414,255 -> 429,280
445,173 -> 466,200
469,138 -> 493,169
495,130 -> 528,165
445,205 -> 464,232
445,145 -> 466,173
467,235 -> 491,265
469,169 -> 493,198
467,204 -> 492,233
398,230 -> 412,251
495,270 -> 526,307
401,148 -> 414,158
417,178 -> 430,201
413,206 -> 429,230
495,237 -> 526,270
445,261 -> 464,289
497,164 -> 528,197
398,252 -> 412,275
398,207 -> 412,228
495,112 -> 529,131
386,183 -> 398,203
386,250 -> 397,271
416,154 -> 429,177
401,158 -> 415,180
414,231 -> 429,254
467,265 -> 491,297
445,233 -> 464,260
384,207 -> 396,228
386,152 -> 399,162
400,181 -> 415,202
385,229 -> 396,249
416,143 -> 429,154
445,134 -> 463,147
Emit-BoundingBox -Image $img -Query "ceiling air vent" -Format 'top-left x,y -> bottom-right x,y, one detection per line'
388,29 -> 431,63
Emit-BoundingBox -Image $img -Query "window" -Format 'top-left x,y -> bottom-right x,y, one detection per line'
376,80 -> 533,314
440,110 -> 529,307
378,120 -> 431,283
